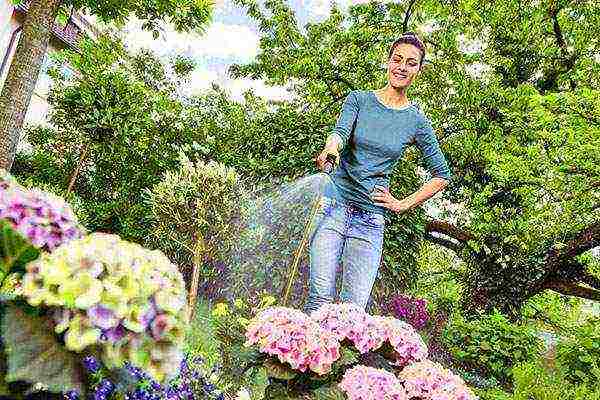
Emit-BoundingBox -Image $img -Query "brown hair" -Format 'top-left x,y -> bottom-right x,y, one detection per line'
388,32 -> 426,68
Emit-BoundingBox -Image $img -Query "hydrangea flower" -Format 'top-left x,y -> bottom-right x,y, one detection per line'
244,306 -> 340,375
311,303 -> 427,364
339,365 -> 408,400
21,233 -> 188,382
388,294 -> 430,330
310,303 -> 386,353
372,316 -> 428,366
0,171 -> 83,251
398,360 -> 478,400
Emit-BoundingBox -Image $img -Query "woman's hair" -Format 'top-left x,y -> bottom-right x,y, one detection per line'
387,32 -> 426,67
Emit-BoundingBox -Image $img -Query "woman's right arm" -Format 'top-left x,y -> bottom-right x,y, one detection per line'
316,91 -> 359,170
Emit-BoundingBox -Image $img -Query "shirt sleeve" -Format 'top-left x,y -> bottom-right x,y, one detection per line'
414,115 -> 452,180
332,90 -> 360,150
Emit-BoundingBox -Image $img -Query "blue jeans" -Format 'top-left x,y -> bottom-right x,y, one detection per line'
304,196 -> 385,314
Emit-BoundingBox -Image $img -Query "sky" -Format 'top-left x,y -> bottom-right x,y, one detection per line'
120,0 -> 372,102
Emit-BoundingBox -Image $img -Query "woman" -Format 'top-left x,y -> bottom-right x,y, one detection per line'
304,32 -> 452,314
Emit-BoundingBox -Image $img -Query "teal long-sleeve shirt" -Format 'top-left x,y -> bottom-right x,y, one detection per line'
323,90 -> 452,215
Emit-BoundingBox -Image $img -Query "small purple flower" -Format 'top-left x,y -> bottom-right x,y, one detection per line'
83,355 -> 101,373
64,390 -> 80,400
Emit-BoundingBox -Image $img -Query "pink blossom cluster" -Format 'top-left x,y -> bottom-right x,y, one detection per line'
339,365 -> 408,400
372,316 -> 428,367
398,360 -> 478,400
244,306 -> 340,375
310,303 -> 386,353
0,173 -> 83,251
311,303 -> 427,364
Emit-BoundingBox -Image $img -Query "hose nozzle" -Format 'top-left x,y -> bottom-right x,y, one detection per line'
323,153 -> 337,174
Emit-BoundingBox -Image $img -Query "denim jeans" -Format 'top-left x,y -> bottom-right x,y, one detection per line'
303,196 -> 385,314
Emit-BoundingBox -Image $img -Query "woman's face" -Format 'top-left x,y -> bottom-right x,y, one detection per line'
387,43 -> 422,89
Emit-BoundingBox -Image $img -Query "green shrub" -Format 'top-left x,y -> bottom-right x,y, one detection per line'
145,153 -> 248,294
555,317 -> 600,387
442,311 -> 543,384
477,361 -> 600,400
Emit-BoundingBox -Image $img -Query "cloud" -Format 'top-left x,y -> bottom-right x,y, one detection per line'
182,66 -> 295,103
122,19 -> 259,63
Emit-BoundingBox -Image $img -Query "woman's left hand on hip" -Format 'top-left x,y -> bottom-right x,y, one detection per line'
372,187 -> 411,214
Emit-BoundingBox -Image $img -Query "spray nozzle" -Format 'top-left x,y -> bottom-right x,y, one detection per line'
323,154 -> 337,174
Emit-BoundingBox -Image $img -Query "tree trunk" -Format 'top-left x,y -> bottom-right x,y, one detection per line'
0,0 -> 62,171
66,141 -> 90,195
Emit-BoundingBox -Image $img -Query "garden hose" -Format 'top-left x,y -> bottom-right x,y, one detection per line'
281,154 -> 337,306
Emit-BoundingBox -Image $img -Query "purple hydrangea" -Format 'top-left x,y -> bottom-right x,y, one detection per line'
0,175 -> 83,252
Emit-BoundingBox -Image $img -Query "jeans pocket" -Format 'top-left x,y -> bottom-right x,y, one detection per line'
367,213 -> 385,228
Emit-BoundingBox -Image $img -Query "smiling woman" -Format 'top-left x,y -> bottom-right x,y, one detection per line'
305,32 -> 452,314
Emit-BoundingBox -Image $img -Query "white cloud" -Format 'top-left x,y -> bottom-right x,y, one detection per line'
183,66 -> 295,103
303,0 -> 394,19
123,19 -> 259,63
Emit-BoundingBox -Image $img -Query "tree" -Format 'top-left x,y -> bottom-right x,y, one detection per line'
0,0 -> 213,170
13,35 -> 201,243
226,0 -> 600,315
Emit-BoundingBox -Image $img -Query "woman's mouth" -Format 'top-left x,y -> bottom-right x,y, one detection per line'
393,72 -> 408,80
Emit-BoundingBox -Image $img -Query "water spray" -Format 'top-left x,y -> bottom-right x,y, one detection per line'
281,154 -> 337,306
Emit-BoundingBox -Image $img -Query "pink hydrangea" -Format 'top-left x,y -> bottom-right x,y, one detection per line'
311,303 -> 427,364
339,365 -> 408,400
0,174 -> 83,251
245,307 -> 340,375
310,303 -> 386,353
398,360 -> 478,400
373,316 -> 428,366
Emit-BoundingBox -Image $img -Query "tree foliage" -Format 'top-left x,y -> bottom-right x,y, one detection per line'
225,0 -> 600,315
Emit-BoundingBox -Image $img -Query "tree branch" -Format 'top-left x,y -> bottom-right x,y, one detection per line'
424,232 -> 463,253
580,270 -> 600,291
425,219 -> 475,243
402,0 -> 418,33
545,222 -> 600,269
542,279 -> 600,301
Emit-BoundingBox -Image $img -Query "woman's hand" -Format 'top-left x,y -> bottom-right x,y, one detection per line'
372,186 -> 412,214
315,147 -> 340,172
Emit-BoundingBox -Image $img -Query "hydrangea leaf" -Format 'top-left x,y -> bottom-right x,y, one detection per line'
1,305 -> 85,395
0,220 -> 40,274
263,358 -> 297,380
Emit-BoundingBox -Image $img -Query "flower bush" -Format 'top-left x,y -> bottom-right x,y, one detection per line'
310,303 -> 428,365
0,170 -> 83,251
387,294 -> 430,330
244,306 -> 340,375
310,303 -> 387,353
442,311 -> 543,383
398,360 -> 477,400
339,365 -> 408,400
21,232 -> 188,382
372,316 -> 429,367
65,355 -> 226,400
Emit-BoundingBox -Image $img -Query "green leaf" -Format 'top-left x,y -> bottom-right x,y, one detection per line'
480,341 -> 492,351
263,358 -> 297,380
574,370 -> 587,380
337,346 -> 359,367
245,366 -> 269,400
0,220 -> 40,275
1,305 -> 85,395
